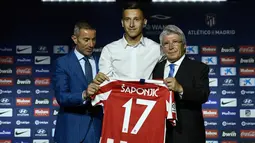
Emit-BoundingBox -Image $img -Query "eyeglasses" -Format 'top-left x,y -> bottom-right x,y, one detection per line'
162,40 -> 183,47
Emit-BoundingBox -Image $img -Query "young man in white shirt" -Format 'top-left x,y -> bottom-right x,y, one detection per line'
93,2 -> 162,84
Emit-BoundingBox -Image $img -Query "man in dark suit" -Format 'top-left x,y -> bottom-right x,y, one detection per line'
153,25 -> 210,143
52,21 -> 103,143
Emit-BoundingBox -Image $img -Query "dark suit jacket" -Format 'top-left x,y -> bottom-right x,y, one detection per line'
52,49 -> 103,143
153,56 -> 210,143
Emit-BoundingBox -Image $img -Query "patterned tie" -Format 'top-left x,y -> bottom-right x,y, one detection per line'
83,56 -> 93,83
168,64 -> 175,77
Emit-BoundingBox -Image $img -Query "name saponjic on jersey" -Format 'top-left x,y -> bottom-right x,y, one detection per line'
120,84 -> 159,97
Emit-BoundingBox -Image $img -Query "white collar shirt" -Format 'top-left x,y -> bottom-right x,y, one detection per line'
99,35 -> 162,79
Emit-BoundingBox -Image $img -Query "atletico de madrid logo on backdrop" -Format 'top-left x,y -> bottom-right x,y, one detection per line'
205,13 -> 216,27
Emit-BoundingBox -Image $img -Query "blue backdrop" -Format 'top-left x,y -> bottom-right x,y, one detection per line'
0,1 -> 255,143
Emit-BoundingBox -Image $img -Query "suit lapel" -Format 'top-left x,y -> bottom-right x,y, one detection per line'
153,60 -> 166,79
175,56 -> 189,82
69,50 -> 88,85
92,53 -> 99,73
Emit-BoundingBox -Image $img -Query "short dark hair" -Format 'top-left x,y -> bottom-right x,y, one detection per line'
73,21 -> 95,36
122,1 -> 145,18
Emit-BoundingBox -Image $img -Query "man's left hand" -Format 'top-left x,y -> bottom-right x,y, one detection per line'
93,72 -> 109,85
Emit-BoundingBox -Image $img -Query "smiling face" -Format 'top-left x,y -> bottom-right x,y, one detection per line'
71,28 -> 96,56
162,33 -> 186,62
122,9 -> 147,41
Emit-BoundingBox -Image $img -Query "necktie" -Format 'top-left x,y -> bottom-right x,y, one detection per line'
168,64 -> 175,77
83,56 -> 93,83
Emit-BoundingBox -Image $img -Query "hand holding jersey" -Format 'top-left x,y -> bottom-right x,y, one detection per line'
164,77 -> 183,94
93,72 -> 110,85
83,83 -> 100,100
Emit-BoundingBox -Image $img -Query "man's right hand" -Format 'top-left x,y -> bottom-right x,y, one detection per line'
93,72 -> 110,85
83,83 -> 100,99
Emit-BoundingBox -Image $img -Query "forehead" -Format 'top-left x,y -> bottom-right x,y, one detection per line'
78,29 -> 96,37
163,33 -> 181,41
123,9 -> 144,18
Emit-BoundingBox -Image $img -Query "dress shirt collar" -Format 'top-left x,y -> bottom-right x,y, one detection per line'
165,54 -> 186,68
121,34 -> 145,48
74,48 -> 93,61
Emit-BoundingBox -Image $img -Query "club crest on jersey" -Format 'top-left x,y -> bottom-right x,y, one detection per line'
121,84 -> 159,97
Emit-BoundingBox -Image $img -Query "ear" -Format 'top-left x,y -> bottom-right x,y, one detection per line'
183,44 -> 187,50
143,18 -> 148,27
121,20 -> 124,27
71,35 -> 78,45
183,45 -> 187,54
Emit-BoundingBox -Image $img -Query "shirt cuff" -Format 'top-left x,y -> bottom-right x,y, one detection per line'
179,92 -> 183,99
82,90 -> 87,104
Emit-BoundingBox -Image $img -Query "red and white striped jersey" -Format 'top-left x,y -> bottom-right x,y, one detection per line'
91,79 -> 177,143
